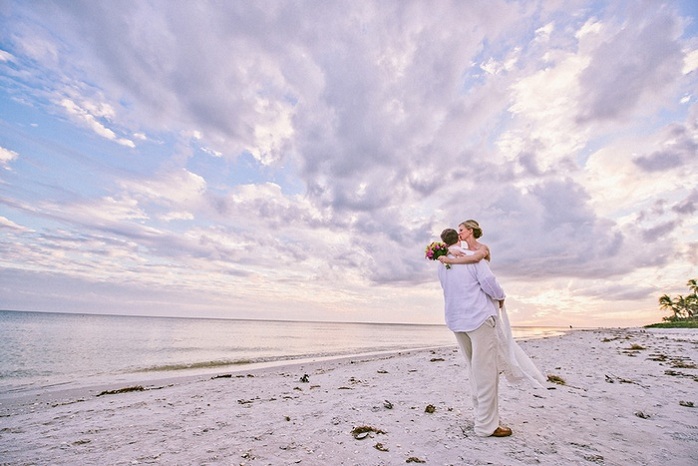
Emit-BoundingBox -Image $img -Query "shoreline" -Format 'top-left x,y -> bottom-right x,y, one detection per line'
0,345 -> 458,409
0,327 -> 570,401
1,328 -> 696,465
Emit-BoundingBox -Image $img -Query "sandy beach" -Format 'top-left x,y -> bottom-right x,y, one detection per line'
1,328 -> 696,466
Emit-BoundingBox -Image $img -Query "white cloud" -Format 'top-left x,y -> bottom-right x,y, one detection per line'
0,1 -> 696,326
502,53 -> 590,171
0,49 -> 15,62
60,98 -> 135,147
159,211 -> 194,222
535,22 -> 555,42
76,196 -> 149,224
683,48 -> 698,74
575,18 -> 602,40
0,146 -> 18,169
576,9 -> 685,122
201,146 -> 222,157
117,138 -> 135,148
120,169 -> 207,207
0,215 -> 29,231
15,32 -> 59,66
250,96 -> 295,165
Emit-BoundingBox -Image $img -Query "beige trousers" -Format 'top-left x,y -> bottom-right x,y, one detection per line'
453,316 -> 500,437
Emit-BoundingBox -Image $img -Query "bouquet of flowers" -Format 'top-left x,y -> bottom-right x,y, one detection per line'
424,241 -> 451,269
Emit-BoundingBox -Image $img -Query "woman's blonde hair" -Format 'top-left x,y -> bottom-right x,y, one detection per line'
460,219 -> 483,239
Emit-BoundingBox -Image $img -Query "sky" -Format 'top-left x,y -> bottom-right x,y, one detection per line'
0,0 -> 696,328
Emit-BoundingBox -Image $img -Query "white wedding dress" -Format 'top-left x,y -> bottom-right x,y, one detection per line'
451,244 -> 547,388
494,303 -> 547,388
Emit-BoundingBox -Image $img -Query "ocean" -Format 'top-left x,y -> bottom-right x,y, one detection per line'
0,310 -> 566,396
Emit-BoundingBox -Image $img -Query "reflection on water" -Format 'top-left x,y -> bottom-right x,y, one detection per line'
511,326 -> 567,340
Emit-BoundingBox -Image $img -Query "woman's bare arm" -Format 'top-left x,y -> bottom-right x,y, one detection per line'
438,247 -> 487,264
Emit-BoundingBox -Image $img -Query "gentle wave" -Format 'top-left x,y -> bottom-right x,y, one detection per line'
135,358 -> 260,372
132,346 -> 441,373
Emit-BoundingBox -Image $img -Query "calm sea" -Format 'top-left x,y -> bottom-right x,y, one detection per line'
0,310 -> 566,396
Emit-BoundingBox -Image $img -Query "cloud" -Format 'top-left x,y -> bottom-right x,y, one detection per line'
576,6 -> 685,123
0,49 -> 14,62
683,48 -> 698,74
119,169 -> 207,210
159,211 -> 194,222
60,98 -> 135,147
632,122 -> 698,172
19,1 -> 524,209
672,189 -> 697,215
0,215 -> 28,231
0,1 -> 696,326
0,145 -> 18,169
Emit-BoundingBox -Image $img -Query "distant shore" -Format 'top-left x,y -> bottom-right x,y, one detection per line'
1,328 -> 696,465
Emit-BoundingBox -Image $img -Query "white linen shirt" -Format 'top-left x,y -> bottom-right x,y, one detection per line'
437,248 -> 506,333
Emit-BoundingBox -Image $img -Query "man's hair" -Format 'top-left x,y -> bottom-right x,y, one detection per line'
440,228 -> 459,246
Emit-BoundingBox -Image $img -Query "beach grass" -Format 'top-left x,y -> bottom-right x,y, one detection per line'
644,320 -> 698,328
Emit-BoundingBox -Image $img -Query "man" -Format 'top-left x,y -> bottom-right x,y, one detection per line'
437,228 -> 512,438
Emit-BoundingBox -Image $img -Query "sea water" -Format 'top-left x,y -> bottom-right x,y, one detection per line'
0,310 -> 566,396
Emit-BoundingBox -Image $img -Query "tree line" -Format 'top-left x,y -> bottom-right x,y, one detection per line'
659,278 -> 698,322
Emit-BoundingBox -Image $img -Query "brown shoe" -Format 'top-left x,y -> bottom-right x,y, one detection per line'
490,426 -> 512,437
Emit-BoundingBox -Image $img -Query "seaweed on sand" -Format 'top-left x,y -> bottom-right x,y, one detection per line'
96,385 -> 145,397
351,425 -> 386,439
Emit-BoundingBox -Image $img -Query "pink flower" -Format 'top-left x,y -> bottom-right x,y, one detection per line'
424,242 -> 450,269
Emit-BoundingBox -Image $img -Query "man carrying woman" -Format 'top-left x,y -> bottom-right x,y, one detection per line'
435,222 -> 546,438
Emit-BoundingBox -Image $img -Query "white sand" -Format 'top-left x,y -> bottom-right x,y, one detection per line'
1,328 -> 696,466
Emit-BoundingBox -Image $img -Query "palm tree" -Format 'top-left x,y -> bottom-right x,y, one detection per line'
659,294 -> 673,311
659,294 -> 679,321
675,295 -> 689,319
687,278 -> 698,295
658,279 -> 698,322
686,298 -> 697,318
687,279 -> 698,319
